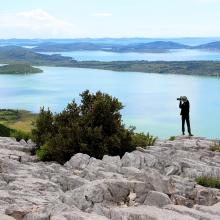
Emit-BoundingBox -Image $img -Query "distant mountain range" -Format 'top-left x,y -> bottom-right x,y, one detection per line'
1,39 -> 220,53
194,41 -> 220,51
31,41 -> 190,53
29,41 -> 220,53
1,37 -> 220,46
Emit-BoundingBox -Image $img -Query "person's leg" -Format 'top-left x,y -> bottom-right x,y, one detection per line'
182,116 -> 185,135
186,116 -> 193,136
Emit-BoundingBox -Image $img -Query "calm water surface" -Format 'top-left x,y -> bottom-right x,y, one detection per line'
41,49 -> 220,61
0,66 -> 219,139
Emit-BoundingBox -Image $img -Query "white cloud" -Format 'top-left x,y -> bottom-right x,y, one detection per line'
0,9 -> 76,38
17,9 -> 55,21
92,12 -> 112,17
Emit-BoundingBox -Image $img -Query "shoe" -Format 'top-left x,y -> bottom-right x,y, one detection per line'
189,133 -> 194,136
182,133 -> 185,135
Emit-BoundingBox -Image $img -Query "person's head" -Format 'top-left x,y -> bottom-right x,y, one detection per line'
182,96 -> 188,102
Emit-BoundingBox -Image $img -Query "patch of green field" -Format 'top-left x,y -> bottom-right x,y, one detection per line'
0,109 -> 37,133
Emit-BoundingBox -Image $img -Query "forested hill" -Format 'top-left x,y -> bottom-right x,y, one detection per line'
0,46 -> 73,65
194,41 -> 220,51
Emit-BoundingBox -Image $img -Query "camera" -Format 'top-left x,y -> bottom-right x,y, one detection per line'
177,96 -> 183,101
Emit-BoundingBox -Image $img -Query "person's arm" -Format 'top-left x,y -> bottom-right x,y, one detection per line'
179,101 -> 183,109
187,101 -> 190,112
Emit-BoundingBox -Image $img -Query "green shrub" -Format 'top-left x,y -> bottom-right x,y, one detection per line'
0,124 -> 13,136
36,144 -> 51,161
10,130 -> 31,141
132,132 -> 157,148
210,142 -> 220,152
196,176 -> 220,189
32,107 -> 53,147
169,136 -> 176,141
32,90 -> 137,164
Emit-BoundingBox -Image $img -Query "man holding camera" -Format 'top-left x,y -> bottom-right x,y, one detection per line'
178,96 -> 193,136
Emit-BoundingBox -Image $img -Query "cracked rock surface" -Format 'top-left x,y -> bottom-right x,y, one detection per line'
0,136 -> 220,219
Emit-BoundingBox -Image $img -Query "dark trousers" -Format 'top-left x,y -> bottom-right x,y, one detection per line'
182,115 -> 191,134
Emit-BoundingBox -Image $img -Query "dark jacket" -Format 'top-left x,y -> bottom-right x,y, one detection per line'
179,100 -> 190,116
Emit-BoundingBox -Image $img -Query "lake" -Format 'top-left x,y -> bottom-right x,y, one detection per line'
40,49 -> 220,61
0,66 -> 219,139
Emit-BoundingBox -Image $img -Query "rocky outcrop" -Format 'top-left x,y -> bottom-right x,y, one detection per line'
0,136 -> 220,219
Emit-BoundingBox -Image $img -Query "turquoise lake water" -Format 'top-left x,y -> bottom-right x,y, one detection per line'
0,66 -> 219,139
41,49 -> 220,61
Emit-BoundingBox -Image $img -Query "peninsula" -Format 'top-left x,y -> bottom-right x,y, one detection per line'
0,64 -> 43,74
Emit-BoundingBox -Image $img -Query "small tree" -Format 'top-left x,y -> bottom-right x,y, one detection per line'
32,90 -> 136,164
32,107 -> 53,147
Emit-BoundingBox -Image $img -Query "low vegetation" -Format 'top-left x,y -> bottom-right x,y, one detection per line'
0,124 -> 31,141
210,142 -> 220,152
131,132 -> 157,148
196,176 -> 220,189
0,109 -> 37,133
169,136 -> 176,141
0,109 -> 37,141
0,64 -> 43,74
32,90 -> 156,164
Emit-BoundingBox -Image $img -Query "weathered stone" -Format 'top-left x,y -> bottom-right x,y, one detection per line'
165,162 -> 181,176
194,203 -> 220,216
102,155 -> 121,167
110,205 -> 196,220
171,194 -> 194,208
51,216 -> 67,220
194,187 -> 219,206
23,212 -> 49,220
121,150 -> 157,169
5,205 -> 29,220
0,214 -> 16,220
144,191 -> 172,207
64,153 -> 90,170
165,204 -> 220,220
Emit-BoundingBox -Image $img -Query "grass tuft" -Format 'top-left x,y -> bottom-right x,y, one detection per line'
169,136 -> 176,141
196,176 -> 220,189
210,142 -> 220,152
132,132 -> 157,148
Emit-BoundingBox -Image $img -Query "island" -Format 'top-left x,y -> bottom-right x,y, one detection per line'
0,63 -> 43,74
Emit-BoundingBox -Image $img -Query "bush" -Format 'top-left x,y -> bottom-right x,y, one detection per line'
196,176 -> 220,189
0,124 -> 13,136
169,136 -> 176,141
132,132 -> 157,148
210,142 -> 220,152
32,90 -> 137,164
36,144 -> 51,161
32,107 -> 53,147
10,129 -> 31,141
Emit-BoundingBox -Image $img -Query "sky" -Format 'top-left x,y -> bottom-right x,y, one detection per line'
0,0 -> 219,38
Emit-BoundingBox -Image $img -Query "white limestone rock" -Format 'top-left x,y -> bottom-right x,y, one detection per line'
144,191 -> 172,207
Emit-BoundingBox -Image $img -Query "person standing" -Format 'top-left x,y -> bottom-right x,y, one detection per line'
179,96 -> 193,136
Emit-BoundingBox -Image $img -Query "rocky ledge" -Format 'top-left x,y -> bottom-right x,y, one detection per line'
0,136 -> 220,220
